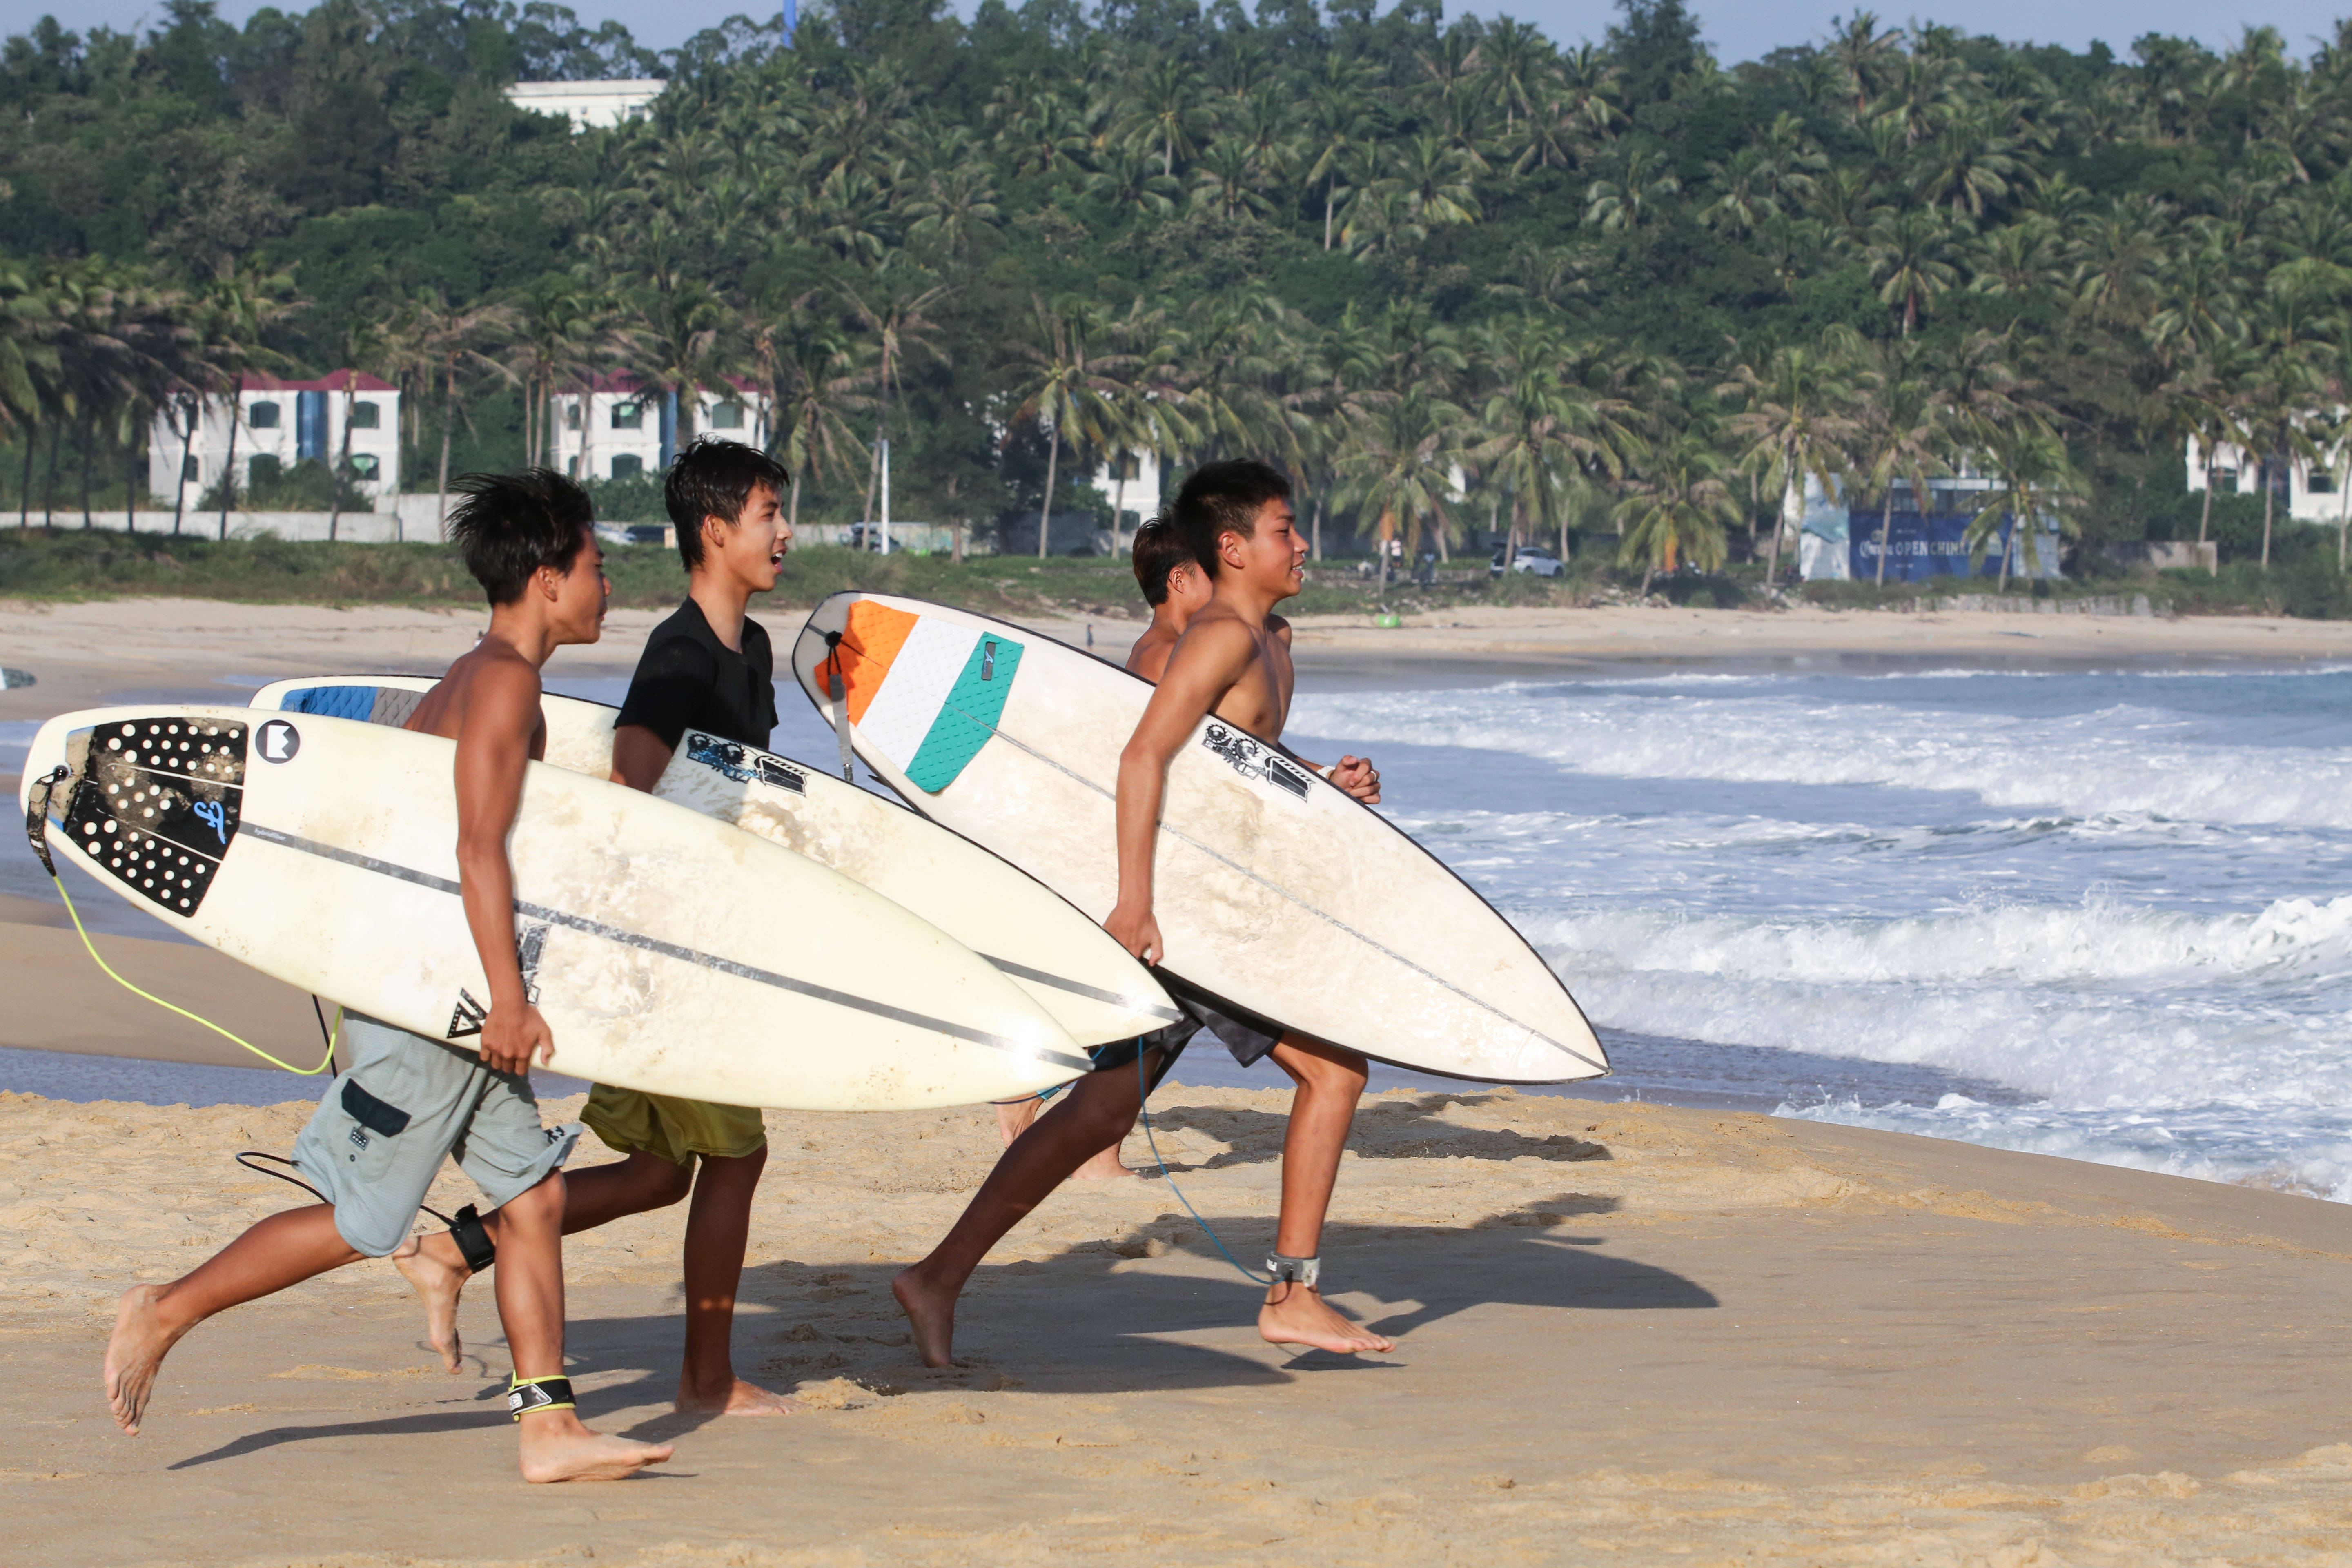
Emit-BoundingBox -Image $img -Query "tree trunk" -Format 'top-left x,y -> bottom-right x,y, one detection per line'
1875,491 -> 1895,586
44,419 -> 60,526
1312,494 -> 1324,562
329,376 -> 355,542
435,370 -> 456,541
1639,563 -> 1655,597
2198,463 -> 2214,566
172,401 -> 192,535
2261,464 -> 2274,570
1999,516 -> 2015,591
1036,434 -> 1059,559
17,425 -> 31,527
78,415 -> 93,528
788,465 -> 802,532
1762,494 -> 1786,585
1112,464 -> 1128,556
2339,450 -> 2350,572
215,401 -> 239,540
1324,186 -> 1336,250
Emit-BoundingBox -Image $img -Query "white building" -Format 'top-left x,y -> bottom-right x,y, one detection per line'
2186,434 -> 2350,523
504,79 -> 665,131
547,374 -> 774,483
147,371 -> 400,509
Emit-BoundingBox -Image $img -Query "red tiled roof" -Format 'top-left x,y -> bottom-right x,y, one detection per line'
239,370 -> 397,394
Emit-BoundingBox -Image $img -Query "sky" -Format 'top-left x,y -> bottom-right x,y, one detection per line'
7,0 -> 2348,68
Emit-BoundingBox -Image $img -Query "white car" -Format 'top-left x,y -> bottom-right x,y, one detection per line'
1492,544 -> 1566,578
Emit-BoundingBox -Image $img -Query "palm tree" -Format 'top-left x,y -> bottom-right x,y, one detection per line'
1615,439 -> 1740,597
1857,338 -> 1952,586
1864,207 -> 1960,335
1333,384 -> 1465,583
1965,425 -> 2083,589
840,269 -> 950,532
754,306 -> 869,532
411,292 -> 520,537
1467,314 -> 1631,570
2234,347 -> 2323,570
1007,297 -> 1129,559
1717,334 -> 1864,585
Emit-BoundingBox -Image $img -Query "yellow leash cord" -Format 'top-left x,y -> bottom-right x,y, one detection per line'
47,870 -> 339,1077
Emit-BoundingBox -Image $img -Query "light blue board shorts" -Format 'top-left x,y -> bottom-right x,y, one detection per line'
291,1013 -> 579,1257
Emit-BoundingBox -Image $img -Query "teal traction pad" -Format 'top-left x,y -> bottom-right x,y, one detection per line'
903,634 -> 1022,793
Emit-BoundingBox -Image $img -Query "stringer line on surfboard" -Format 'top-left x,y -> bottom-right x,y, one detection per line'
237,821 -> 1092,1071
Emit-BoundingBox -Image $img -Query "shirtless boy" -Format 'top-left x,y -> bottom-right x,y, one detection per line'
102,469 -> 671,1483
991,519 -> 1213,1177
396,438 -> 799,1417
896,461 -> 1394,1365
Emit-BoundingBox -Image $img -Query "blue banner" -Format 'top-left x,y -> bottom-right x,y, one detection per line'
1849,512 -> 2058,582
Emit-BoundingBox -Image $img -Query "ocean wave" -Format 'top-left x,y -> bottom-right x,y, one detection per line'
1294,687 -> 2352,829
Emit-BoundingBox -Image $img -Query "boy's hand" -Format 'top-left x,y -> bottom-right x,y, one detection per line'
1329,754 -> 1381,804
1106,899 -> 1164,965
480,1000 -> 555,1076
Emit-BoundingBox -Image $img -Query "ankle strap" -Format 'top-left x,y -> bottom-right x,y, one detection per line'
1266,1253 -> 1320,1288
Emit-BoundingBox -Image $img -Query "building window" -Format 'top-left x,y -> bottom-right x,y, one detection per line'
347,401 -> 380,430
612,454 -> 644,478
565,403 -> 582,431
248,401 -> 281,429
611,401 -> 643,431
2311,471 -> 2338,495
2214,468 -> 2238,491
181,455 -> 200,482
249,455 -> 281,484
348,454 -> 381,479
709,401 -> 745,430
567,456 -> 580,477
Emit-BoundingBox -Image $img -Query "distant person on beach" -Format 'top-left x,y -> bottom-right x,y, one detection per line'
897,460 -> 1394,1364
991,518 -> 1216,1176
102,469 -> 672,1483
395,438 -> 801,1418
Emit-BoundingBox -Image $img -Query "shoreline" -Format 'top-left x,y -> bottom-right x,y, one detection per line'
4,599 -> 2350,726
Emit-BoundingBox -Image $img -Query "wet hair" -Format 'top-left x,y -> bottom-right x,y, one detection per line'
446,469 -> 595,606
1169,460 -> 1292,577
666,437 -> 790,572
1130,518 -> 1200,608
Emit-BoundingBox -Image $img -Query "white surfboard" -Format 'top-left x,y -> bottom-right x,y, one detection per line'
19,706 -> 1090,1111
250,677 -> 1178,1047
790,592 -> 1608,1085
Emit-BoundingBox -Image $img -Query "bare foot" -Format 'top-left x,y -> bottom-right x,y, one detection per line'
892,1264 -> 960,1369
993,1097 -> 1042,1147
1071,1144 -> 1137,1182
391,1231 -> 471,1374
678,1376 -> 806,1416
1258,1283 -> 1395,1357
103,1285 -> 184,1435
517,1412 -> 673,1483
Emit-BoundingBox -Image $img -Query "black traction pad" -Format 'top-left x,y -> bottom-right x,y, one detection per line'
59,716 -> 247,917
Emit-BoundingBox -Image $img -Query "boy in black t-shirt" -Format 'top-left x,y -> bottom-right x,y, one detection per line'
396,439 -> 801,1417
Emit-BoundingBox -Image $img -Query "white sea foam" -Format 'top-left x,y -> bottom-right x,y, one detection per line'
1295,686 -> 2352,829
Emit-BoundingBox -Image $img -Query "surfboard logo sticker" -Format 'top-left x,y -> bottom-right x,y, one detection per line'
686,732 -> 808,794
1200,723 -> 1309,800
817,602 -> 1022,793
257,720 -> 301,763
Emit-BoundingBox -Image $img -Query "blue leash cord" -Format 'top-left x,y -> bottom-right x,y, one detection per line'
1135,1047 -> 1270,1286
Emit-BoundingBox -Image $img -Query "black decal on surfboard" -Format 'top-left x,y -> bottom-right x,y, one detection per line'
516,922 -> 547,1004
1200,723 -> 1309,800
686,731 -> 807,794
446,988 -> 488,1039
256,720 -> 301,763
60,718 -> 247,916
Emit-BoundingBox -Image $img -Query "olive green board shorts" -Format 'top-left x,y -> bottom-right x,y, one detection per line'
582,1085 -> 767,1167
291,1013 -> 579,1258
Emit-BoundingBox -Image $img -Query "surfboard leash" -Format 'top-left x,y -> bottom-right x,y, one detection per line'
27,764 -> 339,1077
1135,1050 -> 1271,1286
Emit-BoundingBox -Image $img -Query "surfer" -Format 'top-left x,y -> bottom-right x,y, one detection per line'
896,461 -> 1395,1363
395,438 -> 801,1418
102,469 -> 672,1483
991,519 -> 1213,1178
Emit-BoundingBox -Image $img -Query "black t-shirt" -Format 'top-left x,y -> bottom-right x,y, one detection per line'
617,599 -> 777,751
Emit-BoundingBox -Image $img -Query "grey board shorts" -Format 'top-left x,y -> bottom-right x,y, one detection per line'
1085,974 -> 1284,1087
291,1012 -> 580,1258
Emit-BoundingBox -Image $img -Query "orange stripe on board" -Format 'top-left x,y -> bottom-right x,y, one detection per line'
815,601 -> 920,724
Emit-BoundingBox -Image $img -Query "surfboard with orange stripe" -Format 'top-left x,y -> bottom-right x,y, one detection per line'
794,591 -> 1607,1087
815,600 -> 1025,794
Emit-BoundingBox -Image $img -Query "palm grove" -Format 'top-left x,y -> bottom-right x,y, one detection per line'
6,0 -> 2352,592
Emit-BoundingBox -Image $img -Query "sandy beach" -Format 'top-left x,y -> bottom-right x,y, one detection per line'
4,595 -> 2352,1562
2,1085 -> 2349,1564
